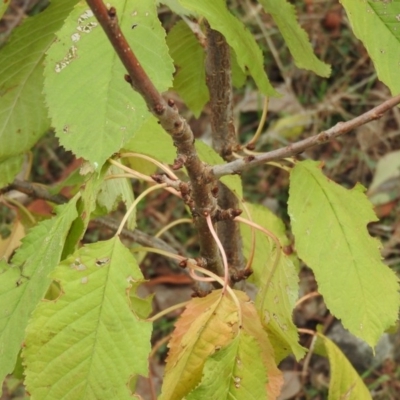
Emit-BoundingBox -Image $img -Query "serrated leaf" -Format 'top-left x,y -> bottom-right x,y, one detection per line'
23,237 -> 152,400
340,0 -> 400,95
315,333 -> 372,400
160,290 -> 239,400
186,332 -> 268,400
188,292 -> 283,399
288,160 -> 400,346
176,0 -> 278,96
97,164 -> 136,230
44,0 -> 174,166
0,0 -> 79,184
167,21 -> 209,117
241,204 -> 305,362
259,0 -> 330,77
0,196 -> 79,389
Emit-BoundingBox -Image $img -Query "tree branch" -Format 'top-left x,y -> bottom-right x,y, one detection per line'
204,22 -> 245,280
86,0 -> 223,276
2,179 -> 177,255
211,94 -> 400,177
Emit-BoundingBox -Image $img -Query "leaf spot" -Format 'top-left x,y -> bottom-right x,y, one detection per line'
55,46 -> 78,73
78,9 -> 94,23
233,376 -> 241,388
96,257 -> 110,267
396,14 -> 400,21
77,22 -> 98,33
71,33 -> 80,43
81,276 -> 88,284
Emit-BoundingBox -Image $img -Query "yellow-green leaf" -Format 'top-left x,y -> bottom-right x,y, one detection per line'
160,290 -> 239,400
44,0 -> 173,166
167,21 -> 209,117
0,196 -> 79,390
259,0 -> 330,77
0,0 -> 79,187
288,160 -> 400,346
340,0 -> 400,95
23,237 -> 152,400
186,332 -> 268,400
315,333 -> 372,400
176,0 -> 278,96
241,203 -> 305,362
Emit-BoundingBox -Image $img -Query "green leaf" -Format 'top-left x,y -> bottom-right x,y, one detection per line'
23,237 -> 152,400
259,0 -> 330,77
156,0 -> 195,16
196,141 -> 243,198
340,0 -> 400,95
288,160 -> 400,346
0,0 -> 79,184
44,0 -> 174,166
187,332 -> 268,400
241,203 -> 305,362
0,196 -> 79,390
315,333 -> 372,400
176,0 -> 278,96
160,290 -> 239,400
97,164 -> 136,230
61,165 -> 110,258
0,155 -> 24,188
167,21 -> 209,117
124,122 -> 243,198
231,48 -> 247,89
123,115 -> 177,164
0,2 -> 8,20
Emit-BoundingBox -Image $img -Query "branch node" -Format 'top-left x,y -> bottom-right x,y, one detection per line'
124,74 -> 132,84
215,208 -> 243,221
107,6 -> 117,18
154,103 -> 165,115
150,174 -> 163,183
245,155 -> 255,163
171,154 -> 187,170
231,268 -> 253,283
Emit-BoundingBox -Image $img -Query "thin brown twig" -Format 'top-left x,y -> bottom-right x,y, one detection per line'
86,0 -> 223,276
211,94 -> 400,177
1,179 -> 69,204
2,179 -> 178,255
